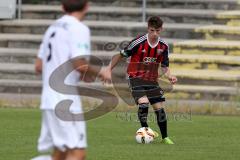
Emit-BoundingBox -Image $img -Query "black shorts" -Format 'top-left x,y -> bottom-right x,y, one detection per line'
128,77 -> 165,105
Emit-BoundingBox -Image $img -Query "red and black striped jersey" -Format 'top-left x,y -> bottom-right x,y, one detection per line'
120,34 -> 169,81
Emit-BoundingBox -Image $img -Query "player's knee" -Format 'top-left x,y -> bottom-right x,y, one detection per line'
52,149 -> 66,160
153,106 -> 164,111
138,103 -> 149,116
138,103 -> 149,109
67,149 -> 86,160
152,102 -> 164,111
137,96 -> 149,104
74,151 -> 86,160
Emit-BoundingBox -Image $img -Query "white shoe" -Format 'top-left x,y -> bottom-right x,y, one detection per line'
31,155 -> 52,160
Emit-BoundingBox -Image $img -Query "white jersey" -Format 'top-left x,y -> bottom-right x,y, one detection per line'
38,15 -> 91,111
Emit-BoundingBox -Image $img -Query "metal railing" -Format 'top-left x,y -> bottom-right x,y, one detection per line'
17,0 -> 22,19
142,0 -> 147,22
15,0 -> 147,21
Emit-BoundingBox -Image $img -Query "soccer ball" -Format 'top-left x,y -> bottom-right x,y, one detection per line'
135,127 -> 155,144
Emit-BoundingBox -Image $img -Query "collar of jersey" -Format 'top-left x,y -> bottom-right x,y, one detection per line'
63,15 -> 81,23
146,34 -> 160,48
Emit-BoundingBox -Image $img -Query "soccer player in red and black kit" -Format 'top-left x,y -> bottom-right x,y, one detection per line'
103,16 -> 177,144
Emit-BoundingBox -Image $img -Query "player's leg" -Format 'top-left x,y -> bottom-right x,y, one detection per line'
65,148 -> 86,160
129,78 -> 159,137
52,148 -> 67,160
152,102 -> 167,139
46,110 -> 87,159
34,110 -> 55,160
137,96 -> 150,127
146,83 -> 174,144
152,102 -> 174,144
129,78 -> 150,128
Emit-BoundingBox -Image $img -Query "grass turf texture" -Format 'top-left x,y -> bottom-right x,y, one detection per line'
0,108 -> 240,160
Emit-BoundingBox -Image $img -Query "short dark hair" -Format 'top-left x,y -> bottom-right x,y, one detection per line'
148,16 -> 163,28
62,0 -> 88,13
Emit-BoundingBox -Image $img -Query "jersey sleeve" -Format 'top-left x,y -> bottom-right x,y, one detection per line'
69,26 -> 91,59
37,29 -> 54,60
161,44 -> 169,68
120,38 -> 141,58
37,43 -> 45,59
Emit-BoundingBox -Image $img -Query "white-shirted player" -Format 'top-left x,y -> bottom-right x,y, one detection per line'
33,0 -> 104,160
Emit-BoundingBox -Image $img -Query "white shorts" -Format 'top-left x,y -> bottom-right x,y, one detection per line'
38,110 -> 87,153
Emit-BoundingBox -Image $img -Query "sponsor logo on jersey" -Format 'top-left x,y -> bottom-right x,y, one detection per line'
143,57 -> 157,63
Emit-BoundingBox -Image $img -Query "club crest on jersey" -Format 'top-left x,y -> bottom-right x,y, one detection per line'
143,57 -> 157,63
157,49 -> 164,55
142,49 -> 146,53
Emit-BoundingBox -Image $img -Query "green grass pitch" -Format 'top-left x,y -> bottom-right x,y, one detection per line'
0,108 -> 240,160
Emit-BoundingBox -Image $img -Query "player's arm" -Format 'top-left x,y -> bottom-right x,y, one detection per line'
35,58 -> 42,75
101,53 -> 124,83
106,54 -> 124,70
103,41 -> 135,83
72,58 -> 98,74
72,58 -> 102,81
160,45 -> 177,84
107,42 -> 134,70
161,67 -> 176,83
35,43 -> 44,75
74,54 -> 124,83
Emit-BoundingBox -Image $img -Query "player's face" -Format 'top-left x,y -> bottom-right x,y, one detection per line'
148,27 -> 162,40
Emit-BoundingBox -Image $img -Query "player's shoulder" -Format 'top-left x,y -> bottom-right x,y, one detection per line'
129,34 -> 147,46
159,38 -> 169,48
131,34 -> 147,43
73,21 -> 89,31
69,21 -> 89,34
58,15 -> 90,34
127,34 -> 147,50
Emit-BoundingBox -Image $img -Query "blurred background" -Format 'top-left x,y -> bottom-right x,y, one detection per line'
0,0 -> 240,115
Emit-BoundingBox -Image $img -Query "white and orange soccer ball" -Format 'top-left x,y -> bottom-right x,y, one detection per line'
135,127 -> 155,144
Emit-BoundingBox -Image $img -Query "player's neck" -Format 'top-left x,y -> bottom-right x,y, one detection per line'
149,38 -> 158,44
67,12 -> 84,21
147,34 -> 159,48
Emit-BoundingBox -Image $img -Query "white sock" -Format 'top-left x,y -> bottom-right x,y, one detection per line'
31,155 -> 52,160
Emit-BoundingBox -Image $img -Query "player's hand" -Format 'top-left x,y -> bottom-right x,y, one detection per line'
168,75 -> 177,85
99,66 -> 112,84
